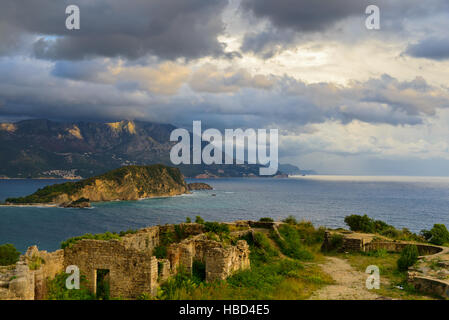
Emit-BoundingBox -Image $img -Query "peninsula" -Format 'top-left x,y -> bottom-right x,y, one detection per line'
2,164 -> 210,207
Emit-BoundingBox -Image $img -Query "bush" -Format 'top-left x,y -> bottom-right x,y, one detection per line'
195,216 -> 205,224
204,222 -> 230,235
330,234 -> 344,250
426,224 -> 449,246
344,214 -> 376,233
185,217 -> 192,223
47,272 -> 95,300
0,244 -> 20,266
397,245 -> 419,271
259,217 -> 274,223
296,222 -> 325,245
153,245 -> 168,259
60,231 -> 121,249
283,215 -> 298,225
158,266 -> 198,300
272,225 -> 313,261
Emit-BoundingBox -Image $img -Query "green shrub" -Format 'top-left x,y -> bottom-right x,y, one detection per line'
272,225 -> 313,261
397,245 -> 419,271
329,234 -> 344,251
29,255 -> 45,270
158,266 -> 198,300
204,222 -> 230,235
259,217 -> 274,223
344,214 -> 376,233
47,272 -> 95,300
296,222 -> 325,245
195,216 -> 205,224
379,227 -> 401,239
185,217 -> 192,223
0,244 -> 20,266
153,245 -> 168,259
60,231 -> 121,249
283,215 -> 298,225
426,224 -> 449,245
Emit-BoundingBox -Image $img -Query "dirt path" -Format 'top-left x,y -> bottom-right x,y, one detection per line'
309,257 -> 383,300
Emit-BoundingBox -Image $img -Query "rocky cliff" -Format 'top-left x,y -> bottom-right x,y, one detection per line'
4,164 -> 189,206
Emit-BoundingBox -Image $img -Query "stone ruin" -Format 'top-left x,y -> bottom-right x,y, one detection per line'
0,222 -> 252,300
322,230 -> 449,299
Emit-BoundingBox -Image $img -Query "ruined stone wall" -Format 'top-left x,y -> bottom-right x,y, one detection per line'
166,237 -> 251,282
160,223 -> 205,238
205,240 -> 250,282
0,246 -> 65,300
64,239 -> 158,298
121,226 -> 159,253
365,242 -> 443,255
408,274 -> 449,299
29,247 -> 65,299
342,238 -> 364,252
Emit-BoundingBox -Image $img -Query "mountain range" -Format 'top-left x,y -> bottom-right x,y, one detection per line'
0,119 -> 304,179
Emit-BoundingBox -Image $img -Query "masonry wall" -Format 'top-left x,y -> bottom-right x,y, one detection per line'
64,239 -> 158,298
205,240 -> 250,282
408,275 -> 449,299
121,226 -> 159,253
31,247 -> 65,299
365,242 -> 443,255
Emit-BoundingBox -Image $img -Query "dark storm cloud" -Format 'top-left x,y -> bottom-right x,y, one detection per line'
405,37 -> 449,61
240,0 -> 365,33
240,0 -> 449,56
1,57 -> 448,131
0,0 -> 229,60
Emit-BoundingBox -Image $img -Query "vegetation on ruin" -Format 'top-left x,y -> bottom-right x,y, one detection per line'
421,224 -> 449,246
28,254 -> 45,270
47,272 -> 95,300
397,245 -> 419,271
344,214 -> 426,242
0,243 -> 20,266
4,164 -> 185,204
326,215 -> 449,300
60,229 -> 137,249
144,219 -> 333,300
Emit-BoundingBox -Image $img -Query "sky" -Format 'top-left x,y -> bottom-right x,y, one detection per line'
1,0 -> 449,175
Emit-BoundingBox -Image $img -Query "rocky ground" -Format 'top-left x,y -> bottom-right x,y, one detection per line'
309,257 -> 385,300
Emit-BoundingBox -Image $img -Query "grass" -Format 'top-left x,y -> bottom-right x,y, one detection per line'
150,223 -> 334,300
155,255 -> 333,300
60,229 -> 137,249
329,250 -> 438,300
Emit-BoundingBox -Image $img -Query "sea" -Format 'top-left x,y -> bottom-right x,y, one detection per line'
1,176 -> 449,253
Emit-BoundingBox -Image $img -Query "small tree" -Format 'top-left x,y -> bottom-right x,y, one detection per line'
195,216 -> 205,224
0,244 -> 20,266
397,245 -> 419,271
344,214 -> 374,233
428,224 -> 449,246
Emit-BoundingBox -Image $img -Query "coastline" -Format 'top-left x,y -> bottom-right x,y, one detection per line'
0,177 -> 81,180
